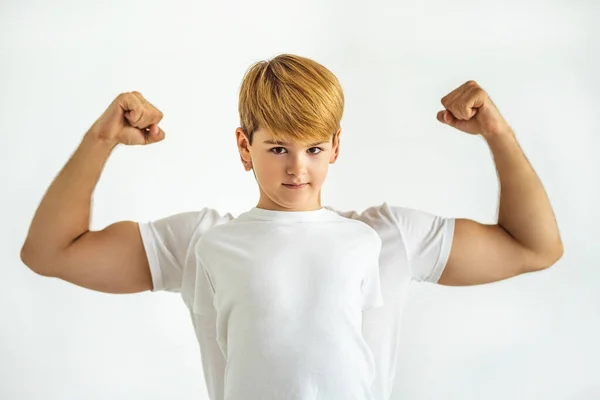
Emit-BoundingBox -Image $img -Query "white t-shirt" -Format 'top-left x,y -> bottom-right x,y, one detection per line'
139,202 -> 454,400
193,207 -> 383,399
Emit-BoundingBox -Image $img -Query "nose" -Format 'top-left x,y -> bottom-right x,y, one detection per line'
286,153 -> 308,176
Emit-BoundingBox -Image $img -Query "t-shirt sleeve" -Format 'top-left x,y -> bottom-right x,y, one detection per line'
388,205 -> 455,283
361,235 -> 384,311
138,208 -> 231,292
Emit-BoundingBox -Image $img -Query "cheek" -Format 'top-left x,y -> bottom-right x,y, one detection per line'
253,157 -> 280,178
316,158 -> 331,171
305,160 -> 329,182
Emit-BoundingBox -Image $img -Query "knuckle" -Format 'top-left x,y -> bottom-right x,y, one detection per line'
119,92 -> 137,104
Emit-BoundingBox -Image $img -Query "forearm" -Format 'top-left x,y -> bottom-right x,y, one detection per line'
486,130 -> 563,260
21,131 -> 117,264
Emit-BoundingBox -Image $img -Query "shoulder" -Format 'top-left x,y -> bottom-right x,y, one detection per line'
326,202 -> 448,230
172,207 -> 234,229
327,207 -> 381,245
192,208 -> 259,250
325,202 -> 397,231
324,202 -> 453,250
143,207 -> 235,242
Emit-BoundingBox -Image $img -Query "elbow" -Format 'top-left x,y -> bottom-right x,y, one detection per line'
532,241 -> 564,271
20,242 -> 33,268
20,243 -> 55,277
20,244 -> 38,273
555,241 -> 565,261
550,239 -> 565,265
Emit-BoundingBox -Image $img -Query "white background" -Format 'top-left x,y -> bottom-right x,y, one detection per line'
2,0 -> 599,399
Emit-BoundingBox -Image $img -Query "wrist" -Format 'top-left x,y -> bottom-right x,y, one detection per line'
482,127 -> 516,145
483,128 -> 521,159
83,130 -> 118,152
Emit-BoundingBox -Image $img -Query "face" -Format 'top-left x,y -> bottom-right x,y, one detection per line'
236,127 -> 341,211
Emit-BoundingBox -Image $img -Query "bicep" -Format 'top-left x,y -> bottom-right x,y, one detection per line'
48,221 -> 153,294
438,219 -> 539,286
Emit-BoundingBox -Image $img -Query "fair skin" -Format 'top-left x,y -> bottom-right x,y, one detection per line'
235,127 -> 341,212
434,81 -> 563,284
20,82 -> 562,296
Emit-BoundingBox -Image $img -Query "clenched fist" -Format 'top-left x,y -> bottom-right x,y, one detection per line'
436,80 -> 512,138
88,91 -> 165,146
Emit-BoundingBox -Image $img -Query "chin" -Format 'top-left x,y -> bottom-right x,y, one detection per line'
277,191 -> 310,202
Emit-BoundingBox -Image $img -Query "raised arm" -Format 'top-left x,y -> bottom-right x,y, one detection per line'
20,92 -> 166,294
434,81 -> 563,286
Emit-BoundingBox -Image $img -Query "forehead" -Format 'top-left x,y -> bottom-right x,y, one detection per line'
254,128 -> 329,147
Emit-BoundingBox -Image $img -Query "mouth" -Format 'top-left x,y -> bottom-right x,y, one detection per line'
283,183 -> 308,189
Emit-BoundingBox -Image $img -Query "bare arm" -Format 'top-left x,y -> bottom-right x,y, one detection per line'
433,81 -> 563,286
20,92 -> 165,294
440,131 -> 563,286
491,132 -> 563,260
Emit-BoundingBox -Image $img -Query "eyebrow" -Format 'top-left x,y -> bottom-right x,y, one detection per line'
263,140 -> 327,146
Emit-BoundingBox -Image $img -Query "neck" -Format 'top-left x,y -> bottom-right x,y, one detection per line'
256,190 -> 322,211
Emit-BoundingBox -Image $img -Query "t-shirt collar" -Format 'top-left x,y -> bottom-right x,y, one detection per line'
243,206 -> 332,222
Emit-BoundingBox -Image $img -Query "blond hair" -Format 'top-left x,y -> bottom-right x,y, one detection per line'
238,54 -> 344,146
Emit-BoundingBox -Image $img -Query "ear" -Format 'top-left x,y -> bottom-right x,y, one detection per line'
329,128 -> 341,164
236,127 -> 253,171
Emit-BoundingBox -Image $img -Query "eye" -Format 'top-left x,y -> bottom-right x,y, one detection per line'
308,147 -> 323,155
270,147 -> 286,155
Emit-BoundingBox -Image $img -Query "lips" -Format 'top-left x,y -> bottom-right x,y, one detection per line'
283,183 -> 308,188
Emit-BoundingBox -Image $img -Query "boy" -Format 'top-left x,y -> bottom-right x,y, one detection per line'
20,54 -> 563,400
